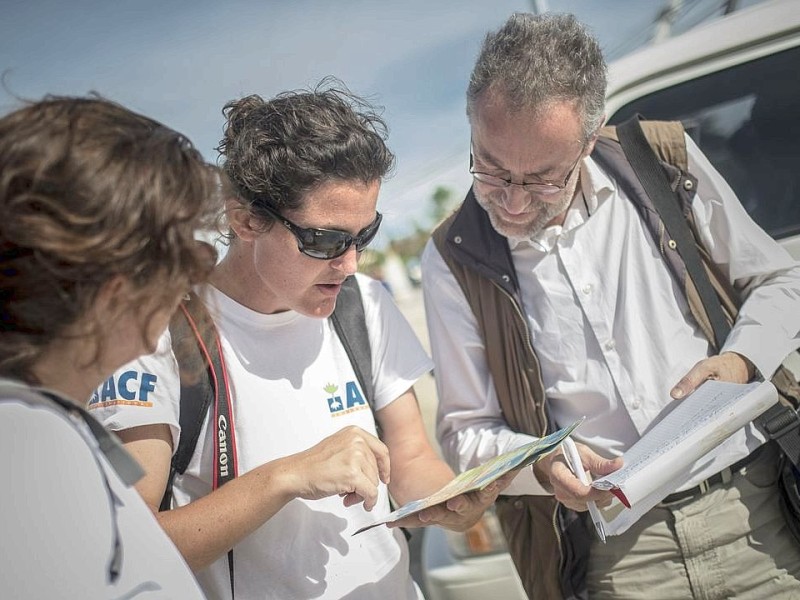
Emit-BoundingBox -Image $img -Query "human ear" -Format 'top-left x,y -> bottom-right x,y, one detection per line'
226,198 -> 261,242
93,275 -> 131,319
585,115 -> 606,156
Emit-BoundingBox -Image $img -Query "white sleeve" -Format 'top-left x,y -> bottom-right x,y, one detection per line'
421,239 -> 549,495
0,402 -> 117,598
88,330 -> 182,452
356,272 -> 433,411
687,133 -> 800,377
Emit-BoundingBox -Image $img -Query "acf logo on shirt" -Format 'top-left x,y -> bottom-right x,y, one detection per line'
88,370 -> 158,408
324,381 -> 368,417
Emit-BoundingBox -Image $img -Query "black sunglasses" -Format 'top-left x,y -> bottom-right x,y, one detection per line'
260,203 -> 383,260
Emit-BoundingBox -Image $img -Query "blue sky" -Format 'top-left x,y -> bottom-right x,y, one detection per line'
1,0 -> 753,240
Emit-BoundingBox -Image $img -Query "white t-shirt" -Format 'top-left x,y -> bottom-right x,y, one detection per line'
0,393 -> 205,599
91,274 -> 433,600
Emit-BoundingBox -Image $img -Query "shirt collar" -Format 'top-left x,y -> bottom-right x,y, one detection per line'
580,154 -> 616,213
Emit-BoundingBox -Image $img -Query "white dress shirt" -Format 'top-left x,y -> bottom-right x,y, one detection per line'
422,134 -> 800,496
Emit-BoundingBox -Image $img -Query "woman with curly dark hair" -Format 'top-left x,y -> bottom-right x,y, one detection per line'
92,80 -> 510,600
0,95 -> 221,598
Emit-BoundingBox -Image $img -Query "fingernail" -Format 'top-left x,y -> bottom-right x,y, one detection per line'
672,387 -> 684,399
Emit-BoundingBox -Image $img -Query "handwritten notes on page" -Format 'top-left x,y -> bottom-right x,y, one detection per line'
590,380 -> 778,536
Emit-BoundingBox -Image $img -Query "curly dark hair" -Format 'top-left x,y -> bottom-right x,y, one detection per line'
0,95 -> 222,382
217,78 -> 395,227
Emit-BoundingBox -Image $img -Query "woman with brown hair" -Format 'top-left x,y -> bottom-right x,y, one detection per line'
0,95 -> 221,598
92,82 -> 510,600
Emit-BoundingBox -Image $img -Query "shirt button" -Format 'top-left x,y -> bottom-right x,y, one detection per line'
604,340 -> 616,351
631,399 -> 641,410
582,284 -> 593,295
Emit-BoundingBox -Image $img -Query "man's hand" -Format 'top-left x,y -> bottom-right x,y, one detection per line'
671,351 -> 756,400
280,426 -> 391,511
388,471 -> 517,532
532,443 -> 622,512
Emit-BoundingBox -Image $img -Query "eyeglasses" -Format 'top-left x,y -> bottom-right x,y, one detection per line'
469,147 -> 584,196
260,203 -> 383,260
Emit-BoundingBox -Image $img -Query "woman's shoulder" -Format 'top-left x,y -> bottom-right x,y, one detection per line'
0,395 -> 102,475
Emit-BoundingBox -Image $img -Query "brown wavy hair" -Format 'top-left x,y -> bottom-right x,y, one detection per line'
217,77 -> 394,231
0,95 -> 222,382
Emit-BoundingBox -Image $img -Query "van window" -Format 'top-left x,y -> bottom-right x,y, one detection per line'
608,46 -> 800,239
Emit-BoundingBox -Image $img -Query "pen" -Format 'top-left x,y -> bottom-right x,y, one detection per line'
562,436 -> 606,543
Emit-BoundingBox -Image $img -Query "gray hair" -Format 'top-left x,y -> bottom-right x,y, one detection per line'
467,13 -> 607,142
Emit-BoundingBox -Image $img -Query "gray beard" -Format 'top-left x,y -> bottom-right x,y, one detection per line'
476,173 -> 581,242
484,190 -> 573,242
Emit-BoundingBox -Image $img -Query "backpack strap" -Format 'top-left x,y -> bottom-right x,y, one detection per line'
600,119 -> 689,173
160,292 -> 219,511
331,274 -> 406,537
330,275 -> 375,411
616,115 -> 731,350
616,115 -> 800,467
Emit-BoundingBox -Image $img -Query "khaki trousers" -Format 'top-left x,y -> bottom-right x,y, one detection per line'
587,445 -> 800,599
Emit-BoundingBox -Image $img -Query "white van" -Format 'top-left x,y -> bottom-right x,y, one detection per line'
606,0 -> 800,256
421,2 -> 800,598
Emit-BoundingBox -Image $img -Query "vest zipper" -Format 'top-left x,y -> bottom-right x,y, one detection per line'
490,279 -> 565,575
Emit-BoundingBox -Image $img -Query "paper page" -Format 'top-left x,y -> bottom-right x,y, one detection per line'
591,379 -> 777,536
353,419 -> 583,535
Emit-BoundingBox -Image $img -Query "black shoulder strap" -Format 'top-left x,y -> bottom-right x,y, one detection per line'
331,275 -> 402,533
330,275 -> 375,409
616,115 -> 800,465
160,292 -> 220,511
616,115 -> 731,350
